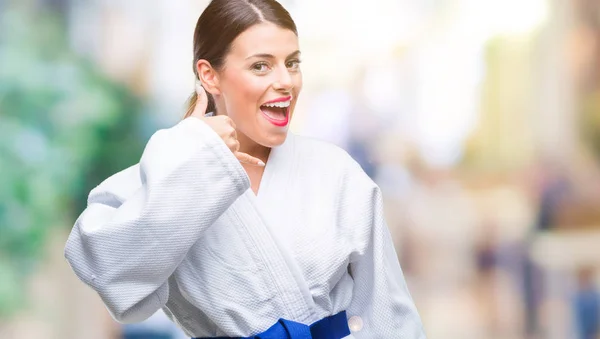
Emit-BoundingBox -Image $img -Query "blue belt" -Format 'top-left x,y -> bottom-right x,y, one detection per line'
195,310 -> 350,339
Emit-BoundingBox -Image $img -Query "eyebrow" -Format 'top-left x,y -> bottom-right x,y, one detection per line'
246,50 -> 301,60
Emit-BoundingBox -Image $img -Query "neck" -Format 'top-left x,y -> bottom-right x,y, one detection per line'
237,130 -> 271,162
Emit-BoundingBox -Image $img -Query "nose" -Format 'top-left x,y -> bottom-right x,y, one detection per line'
272,68 -> 294,93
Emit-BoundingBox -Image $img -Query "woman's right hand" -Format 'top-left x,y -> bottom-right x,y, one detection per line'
190,82 -> 265,167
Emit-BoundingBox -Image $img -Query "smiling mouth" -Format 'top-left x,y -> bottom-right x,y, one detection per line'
260,99 -> 291,127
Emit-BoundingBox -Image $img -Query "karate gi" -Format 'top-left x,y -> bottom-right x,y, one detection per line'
64,117 -> 426,338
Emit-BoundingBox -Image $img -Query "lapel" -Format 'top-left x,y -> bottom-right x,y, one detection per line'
241,133 -> 320,322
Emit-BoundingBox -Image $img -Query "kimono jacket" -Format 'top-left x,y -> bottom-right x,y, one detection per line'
64,117 -> 426,338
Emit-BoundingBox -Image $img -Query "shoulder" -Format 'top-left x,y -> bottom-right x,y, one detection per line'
292,134 -> 351,165
292,134 -> 378,190
88,164 -> 142,206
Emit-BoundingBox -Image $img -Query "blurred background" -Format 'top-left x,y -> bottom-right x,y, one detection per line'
1,0 -> 600,338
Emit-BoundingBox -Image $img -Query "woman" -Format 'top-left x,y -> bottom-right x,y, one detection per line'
64,0 -> 426,338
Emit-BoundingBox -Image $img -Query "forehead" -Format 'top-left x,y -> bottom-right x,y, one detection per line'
228,22 -> 299,59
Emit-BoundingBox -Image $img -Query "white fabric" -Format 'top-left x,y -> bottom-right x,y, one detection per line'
64,117 -> 426,338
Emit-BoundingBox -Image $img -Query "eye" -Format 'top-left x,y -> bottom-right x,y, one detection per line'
251,62 -> 270,73
286,59 -> 301,71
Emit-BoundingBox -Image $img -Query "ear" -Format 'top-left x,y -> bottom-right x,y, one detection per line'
196,60 -> 221,96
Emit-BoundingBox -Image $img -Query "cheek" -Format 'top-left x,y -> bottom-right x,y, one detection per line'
293,73 -> 303,93
225,75 -> 266,110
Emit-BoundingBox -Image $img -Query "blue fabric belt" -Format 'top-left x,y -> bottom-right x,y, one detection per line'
195,310 -> 350,339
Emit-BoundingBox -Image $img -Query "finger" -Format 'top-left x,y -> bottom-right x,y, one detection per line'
229,139 -> 240,153
192,81 -> 208,117
235,152 -> 265,167
222,115 -> 236,129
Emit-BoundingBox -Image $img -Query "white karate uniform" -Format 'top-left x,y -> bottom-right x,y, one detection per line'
64,118 -> 426,338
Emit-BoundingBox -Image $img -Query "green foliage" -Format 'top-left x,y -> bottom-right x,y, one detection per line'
0,6 -> 146,317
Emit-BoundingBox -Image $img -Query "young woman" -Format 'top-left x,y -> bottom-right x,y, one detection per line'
64,0 -> 426,338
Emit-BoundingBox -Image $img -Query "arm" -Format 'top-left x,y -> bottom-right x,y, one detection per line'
344,161 -> 426,338
64,117 -> 250,323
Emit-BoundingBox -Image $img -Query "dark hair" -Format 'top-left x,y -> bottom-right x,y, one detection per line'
184,0 -> 298,118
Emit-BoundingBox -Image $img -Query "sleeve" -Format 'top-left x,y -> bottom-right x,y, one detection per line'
345,162 -> 426,338
64,117 -> 250,324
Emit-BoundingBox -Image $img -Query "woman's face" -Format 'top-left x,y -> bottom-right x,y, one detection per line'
213,22 -> 302,148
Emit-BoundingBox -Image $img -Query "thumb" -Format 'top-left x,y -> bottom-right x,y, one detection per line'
191,81 -> 209,117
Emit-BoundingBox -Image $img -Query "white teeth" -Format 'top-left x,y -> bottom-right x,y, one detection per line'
262,100 -> 291,108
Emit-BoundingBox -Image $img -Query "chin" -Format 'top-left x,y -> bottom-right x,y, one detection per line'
258,131 -> 288,148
